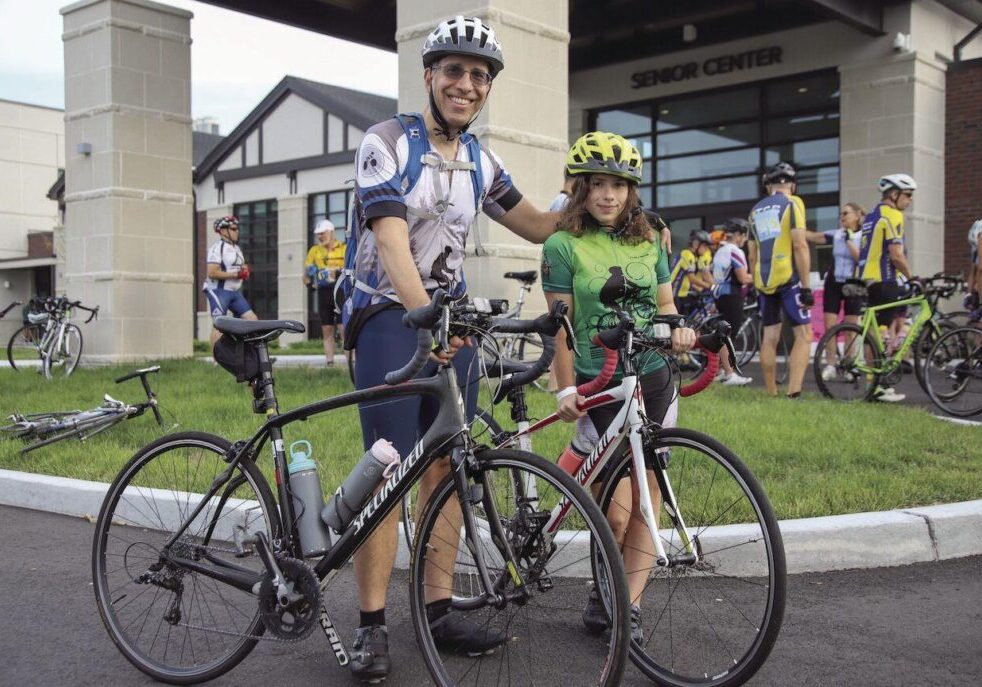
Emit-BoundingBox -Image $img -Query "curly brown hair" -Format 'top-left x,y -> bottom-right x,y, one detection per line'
556,176 -> 654,244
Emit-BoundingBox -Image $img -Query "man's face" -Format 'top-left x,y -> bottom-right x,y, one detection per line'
896,190 -> 913,211
424,55 -> 493,131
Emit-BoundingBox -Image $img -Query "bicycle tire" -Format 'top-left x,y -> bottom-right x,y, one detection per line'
924,326 -> 982,417
594,427 -> 786,687
6,323 -> 42,371
44,323 -> 82,379
913,319 -> 956,393
401,408 -> 504,549
733,315 -> 758,368
813,323 -> 880,401
409,447 -> 631,687
92,431 -> 280,684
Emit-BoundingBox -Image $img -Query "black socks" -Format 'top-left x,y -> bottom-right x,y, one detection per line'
360,608 -> 385,628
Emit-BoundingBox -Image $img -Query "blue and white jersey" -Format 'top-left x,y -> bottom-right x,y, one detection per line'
712,241 -> 748,297
822,228 -> 860,282
352,117 -> 522,304
204,240 -> 245,292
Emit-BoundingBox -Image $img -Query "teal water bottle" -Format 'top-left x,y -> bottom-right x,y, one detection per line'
288,440 -> 331,557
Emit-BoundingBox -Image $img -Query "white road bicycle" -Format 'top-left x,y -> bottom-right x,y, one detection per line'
6,296 -> 98,379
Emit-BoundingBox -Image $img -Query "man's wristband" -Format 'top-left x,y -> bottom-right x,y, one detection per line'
556,386 -> 578,402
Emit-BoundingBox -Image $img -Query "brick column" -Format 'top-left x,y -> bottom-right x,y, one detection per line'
396,1 -> 569,314
61,0 -> 193,362
839,51 -> 946,277
944,58 -> 982,277
277,195 -> 308,345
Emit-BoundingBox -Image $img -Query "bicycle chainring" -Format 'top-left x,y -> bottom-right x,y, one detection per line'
257,557 -> 321,641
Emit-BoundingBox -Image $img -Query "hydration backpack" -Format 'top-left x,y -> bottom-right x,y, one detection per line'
335,113 -> 485,339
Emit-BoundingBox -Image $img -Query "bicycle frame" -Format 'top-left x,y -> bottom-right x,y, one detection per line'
499,364 -> 697,567
852,292 -> 934,374
162,352 -> 528,615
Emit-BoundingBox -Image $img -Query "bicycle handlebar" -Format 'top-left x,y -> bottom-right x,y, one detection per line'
488,300 -> 566,400
114,365 -> 161,384
383,290 -> 447,385
0,301 -> 21,319
114,366 -> 164,426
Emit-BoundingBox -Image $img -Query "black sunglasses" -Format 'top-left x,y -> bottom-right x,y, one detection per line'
431,63 -> 494,87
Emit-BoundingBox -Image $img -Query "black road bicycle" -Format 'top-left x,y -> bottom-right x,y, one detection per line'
91,291 -> 632,686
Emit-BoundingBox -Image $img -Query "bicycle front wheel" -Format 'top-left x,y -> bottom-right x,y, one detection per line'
596,428 -> 786,687
92,432 -> 280,684
924,326 -> 982,417
410,448 -> 631,687
6,324 -> 42,371
44,323 -> 82,378
813,323 -> 880,401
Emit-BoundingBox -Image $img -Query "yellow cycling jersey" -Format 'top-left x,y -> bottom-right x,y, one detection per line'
856,204 -> 904,284
304,243 -> 345,286
749,192 -> 806,294
670,248 -> 711,298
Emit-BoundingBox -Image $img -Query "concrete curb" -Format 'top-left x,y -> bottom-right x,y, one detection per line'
1,468 -> 980,575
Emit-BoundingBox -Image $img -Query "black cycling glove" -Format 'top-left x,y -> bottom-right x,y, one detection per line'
799,287 -> 815,308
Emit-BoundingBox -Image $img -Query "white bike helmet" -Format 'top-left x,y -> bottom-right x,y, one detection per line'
969,220 -> 982,247
878,173 -> 917,194
421,16 -> 504,75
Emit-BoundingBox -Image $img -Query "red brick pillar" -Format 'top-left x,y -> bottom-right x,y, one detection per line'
945,58 -> 982,277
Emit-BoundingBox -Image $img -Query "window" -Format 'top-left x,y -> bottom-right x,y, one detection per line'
233,200 -> 278,319
589,70 -> 840,231
306,189 -> 353,336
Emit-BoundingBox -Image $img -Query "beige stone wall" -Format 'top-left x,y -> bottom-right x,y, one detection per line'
276,194 -> 308,344
61,0 -> 194,362
396,1 -> 569,315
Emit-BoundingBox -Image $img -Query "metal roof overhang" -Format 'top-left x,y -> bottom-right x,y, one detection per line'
199,0 -> 894,70
0,257 -> 57,270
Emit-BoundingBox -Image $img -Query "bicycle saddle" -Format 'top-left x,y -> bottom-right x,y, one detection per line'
503,270 -> 538,284
214,317 -> 305,338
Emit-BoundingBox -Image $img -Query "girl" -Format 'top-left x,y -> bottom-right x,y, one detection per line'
541,131 -> 696,641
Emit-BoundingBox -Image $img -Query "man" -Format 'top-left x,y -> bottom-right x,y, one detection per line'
344,16 -> 563,681
747,161 -> 812,399
855,173 -> 918,402
203,215 -> 256,346
303,219 -> 345,365
966,219 -> 982,318
712,219 -> 753,385
670,229 -> 713,315
548,170 -> 575,211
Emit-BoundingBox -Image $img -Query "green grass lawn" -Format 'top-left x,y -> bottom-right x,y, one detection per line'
1,358 -> 980,519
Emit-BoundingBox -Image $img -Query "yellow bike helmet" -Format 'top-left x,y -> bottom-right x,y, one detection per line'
565,131 -> 643,184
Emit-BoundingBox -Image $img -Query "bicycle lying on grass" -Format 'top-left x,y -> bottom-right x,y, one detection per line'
91,292 -> 633,686
404,305 -> 786,687
1,367 -> 164,453
6,295 -> 99,379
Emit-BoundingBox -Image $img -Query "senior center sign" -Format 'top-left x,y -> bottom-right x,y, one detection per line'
631,46 -> 783,89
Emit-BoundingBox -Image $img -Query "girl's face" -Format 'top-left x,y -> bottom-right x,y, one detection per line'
586,174 -> 630,227
840,206 -> 860,230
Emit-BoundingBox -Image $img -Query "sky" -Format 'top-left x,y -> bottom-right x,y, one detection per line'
0,0 -> 398,134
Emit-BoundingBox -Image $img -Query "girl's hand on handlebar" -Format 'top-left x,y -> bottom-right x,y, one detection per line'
557,393 -> 585,422
672,326 -> 697,353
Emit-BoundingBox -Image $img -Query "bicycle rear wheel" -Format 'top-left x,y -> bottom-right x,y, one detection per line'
924,326 -> 982,417
813,323 -> 880,401
92,432 -> 279,684
6,324 -> 42,371
733,314 -> 758,368
913,319 -> 956,393
410,448 -> 631,687
595,428 -> 786,687
43,323 -> 82,378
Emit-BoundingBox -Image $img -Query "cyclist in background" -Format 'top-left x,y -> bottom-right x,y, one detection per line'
855,174 -> 918,402
204,215 -> 256,346
747,161 -> 813,399
548,170 -> 575,211
542,130 -> 696,644
670,229 -> 713,315
712,218 -> 753,385
806,202 -> 864,381
966,219 -> 982,318
303,219 -> 346,366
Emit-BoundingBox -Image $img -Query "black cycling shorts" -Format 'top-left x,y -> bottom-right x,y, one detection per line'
822,275 -> 862,317
715,294 -> 744,332
868,282 -> 905,326
317,284 -> 338,326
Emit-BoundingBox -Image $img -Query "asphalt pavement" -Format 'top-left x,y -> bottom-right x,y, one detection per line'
1,505 -> 979,686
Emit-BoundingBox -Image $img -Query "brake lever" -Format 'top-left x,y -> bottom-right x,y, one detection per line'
437,303 -> 451,354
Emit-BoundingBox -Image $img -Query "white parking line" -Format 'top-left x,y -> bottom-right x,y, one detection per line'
933,415 -> 982,427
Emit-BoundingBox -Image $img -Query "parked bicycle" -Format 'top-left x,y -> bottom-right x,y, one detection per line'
406,306 -> 786,687
91,291 -> 633,686
923,322 -> 982,417
6,295 -> 98,378
813,275 -> 963,401
1,367 -> 164,453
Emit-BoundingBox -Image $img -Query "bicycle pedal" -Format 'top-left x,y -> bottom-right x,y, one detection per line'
537,576 -> 553,591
